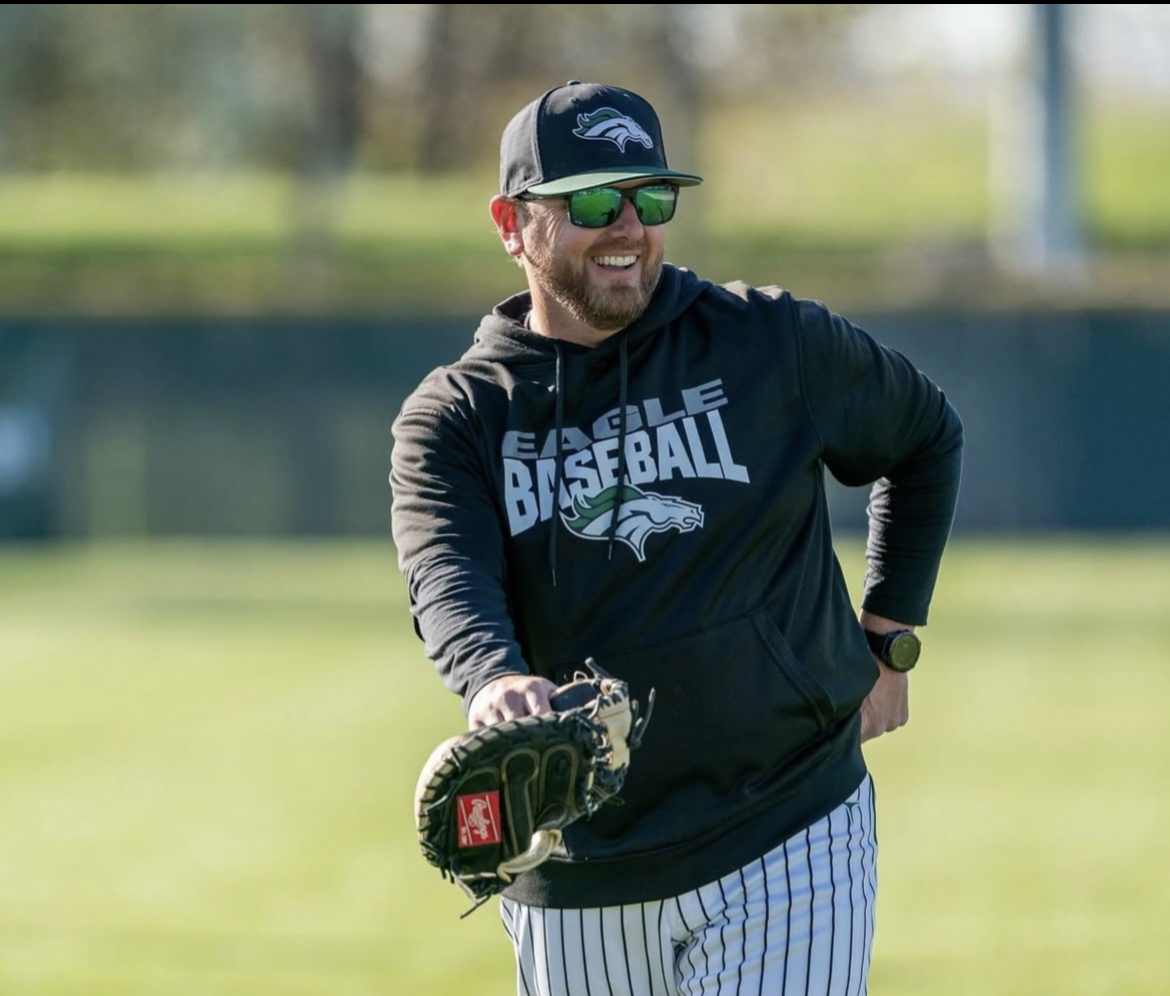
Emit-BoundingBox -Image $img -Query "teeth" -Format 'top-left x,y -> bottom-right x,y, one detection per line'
594,255 -> 637,267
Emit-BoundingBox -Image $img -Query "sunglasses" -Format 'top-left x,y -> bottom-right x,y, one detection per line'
522,183 -> 679,229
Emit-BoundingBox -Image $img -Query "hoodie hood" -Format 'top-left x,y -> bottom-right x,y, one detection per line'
466,263 -> 713,365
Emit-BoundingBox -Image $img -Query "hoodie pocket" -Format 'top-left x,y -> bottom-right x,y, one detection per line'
749,612 -> 837,731
574,609 -> 839,850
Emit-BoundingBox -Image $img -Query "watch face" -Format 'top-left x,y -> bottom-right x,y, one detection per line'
888,632 -> 921,671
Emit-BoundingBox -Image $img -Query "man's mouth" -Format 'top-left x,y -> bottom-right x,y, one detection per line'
592,254 -> 638,269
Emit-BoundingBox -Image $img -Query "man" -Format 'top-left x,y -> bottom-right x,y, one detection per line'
391,80 -> 963,996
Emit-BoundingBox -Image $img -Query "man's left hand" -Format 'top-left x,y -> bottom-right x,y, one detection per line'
859,661 -> 909,742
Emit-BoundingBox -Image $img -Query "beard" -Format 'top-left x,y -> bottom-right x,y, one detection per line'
524,239 -> 663,334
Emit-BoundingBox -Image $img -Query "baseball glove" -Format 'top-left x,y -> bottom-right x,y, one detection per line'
414,658 -> 654,914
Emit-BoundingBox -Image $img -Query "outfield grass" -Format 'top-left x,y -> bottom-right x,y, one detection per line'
0,538 -> 1167,995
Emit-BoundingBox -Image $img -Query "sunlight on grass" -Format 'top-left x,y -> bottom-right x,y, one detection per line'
1083,97 -> 1170,245
0,174 -> 295,242
703,93 -> 990,242
0,172 -> 500,252
0,96 -> 1165,253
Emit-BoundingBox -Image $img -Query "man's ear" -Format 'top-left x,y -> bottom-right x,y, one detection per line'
489,195 -> 525,257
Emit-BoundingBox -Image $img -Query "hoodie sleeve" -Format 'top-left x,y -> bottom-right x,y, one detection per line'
390,394 -> 529,711
793,298 -> 964,625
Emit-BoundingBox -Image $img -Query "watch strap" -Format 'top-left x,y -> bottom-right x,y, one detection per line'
864,628 -> 891,660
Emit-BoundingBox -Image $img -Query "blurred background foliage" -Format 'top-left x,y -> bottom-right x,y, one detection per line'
1,3 -> 1169,315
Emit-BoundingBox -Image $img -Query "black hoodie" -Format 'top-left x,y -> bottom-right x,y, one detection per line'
390,264 -> 963,907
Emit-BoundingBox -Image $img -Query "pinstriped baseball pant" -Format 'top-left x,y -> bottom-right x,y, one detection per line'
500,775 -> 877,996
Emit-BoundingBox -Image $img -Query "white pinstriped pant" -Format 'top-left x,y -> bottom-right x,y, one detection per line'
500,775 -> 877,996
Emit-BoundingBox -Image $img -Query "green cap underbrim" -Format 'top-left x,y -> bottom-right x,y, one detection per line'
525,167 -> 703,196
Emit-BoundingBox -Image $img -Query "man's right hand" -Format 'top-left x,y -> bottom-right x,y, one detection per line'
467,673 -> 559,729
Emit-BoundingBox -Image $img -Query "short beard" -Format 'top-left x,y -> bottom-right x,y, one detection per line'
525,241 -> 663,334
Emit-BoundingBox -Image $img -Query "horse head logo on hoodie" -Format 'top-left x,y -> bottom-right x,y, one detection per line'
560,484 -> 704,562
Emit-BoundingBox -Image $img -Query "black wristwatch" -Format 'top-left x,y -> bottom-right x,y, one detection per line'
864,628 -> 921,673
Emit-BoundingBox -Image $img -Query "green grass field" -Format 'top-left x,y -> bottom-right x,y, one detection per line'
1,538 -> 1167,995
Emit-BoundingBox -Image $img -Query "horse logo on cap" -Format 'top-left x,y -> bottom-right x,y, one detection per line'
573,108 -> 654,153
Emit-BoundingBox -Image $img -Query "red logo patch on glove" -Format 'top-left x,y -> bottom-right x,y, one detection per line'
456,791 -> 502,848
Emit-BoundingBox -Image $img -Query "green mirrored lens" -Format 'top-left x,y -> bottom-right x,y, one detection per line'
567,188 -> 623,228
632,186 -> 677,225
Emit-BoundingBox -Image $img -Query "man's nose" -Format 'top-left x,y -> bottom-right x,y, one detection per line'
607,195 -> 644,235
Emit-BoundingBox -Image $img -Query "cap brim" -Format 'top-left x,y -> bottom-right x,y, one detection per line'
524,168 -> 703,196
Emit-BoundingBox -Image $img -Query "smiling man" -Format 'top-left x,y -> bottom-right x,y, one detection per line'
495,178 -> 667,343
391,81 -> 964,996
488,85 -> 695,346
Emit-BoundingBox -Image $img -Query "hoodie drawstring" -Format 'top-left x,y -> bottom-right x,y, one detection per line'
607,335 -> 630,560
547,334 -> 630,576
547,341 -> 565,586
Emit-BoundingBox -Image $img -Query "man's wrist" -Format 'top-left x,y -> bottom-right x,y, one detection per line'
465,670 -> 529,712
858,610 -> 915,635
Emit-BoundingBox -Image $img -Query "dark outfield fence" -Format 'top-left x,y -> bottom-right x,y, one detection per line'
1,310 -> 1168,539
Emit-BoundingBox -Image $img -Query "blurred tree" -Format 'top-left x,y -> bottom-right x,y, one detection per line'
0,4 -> 363,171
685,4 -> 870,91
296,4 -> 364,177
399,4 -> 873,172
414,3 -> 531,171
0,4 -> 877,172
0,4 -> 74,169
286,5 -> 367,310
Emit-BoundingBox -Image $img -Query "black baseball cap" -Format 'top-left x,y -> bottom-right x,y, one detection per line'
499,80 -> 703,197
